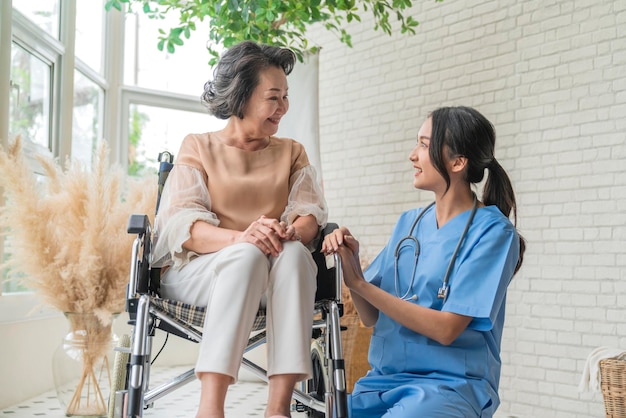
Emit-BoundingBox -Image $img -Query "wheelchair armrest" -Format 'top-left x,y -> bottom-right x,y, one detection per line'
313,222 -> 342,305
127,214 -> 151,234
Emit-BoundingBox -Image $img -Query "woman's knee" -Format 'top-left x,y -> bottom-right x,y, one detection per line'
217,242 -> 269,277
274,241 -> 317,273
271,242 -> 317,289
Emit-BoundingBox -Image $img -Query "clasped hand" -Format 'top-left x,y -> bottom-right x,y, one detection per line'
238,215 -> 300,256
321,227 -> 365,290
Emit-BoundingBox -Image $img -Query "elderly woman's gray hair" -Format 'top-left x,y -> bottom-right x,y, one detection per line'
201,41 -> 296,120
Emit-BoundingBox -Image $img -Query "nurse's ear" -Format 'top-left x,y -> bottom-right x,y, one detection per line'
449,155 -> 468,174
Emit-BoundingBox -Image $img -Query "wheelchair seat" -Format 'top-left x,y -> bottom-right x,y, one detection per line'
109,152 -> 348,418
150,298 -> 266,330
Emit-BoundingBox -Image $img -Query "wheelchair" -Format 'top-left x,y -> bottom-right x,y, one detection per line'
108,152 -> 348,418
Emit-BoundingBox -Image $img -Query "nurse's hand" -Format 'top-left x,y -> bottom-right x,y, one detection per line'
321,226 -> 360,257
335,240 -> 366,290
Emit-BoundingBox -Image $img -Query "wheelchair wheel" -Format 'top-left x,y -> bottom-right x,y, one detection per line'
306,339 -> 329,418
108,334 -> 130,418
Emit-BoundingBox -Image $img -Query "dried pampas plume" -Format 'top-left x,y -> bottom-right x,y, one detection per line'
0,136 -> 157,324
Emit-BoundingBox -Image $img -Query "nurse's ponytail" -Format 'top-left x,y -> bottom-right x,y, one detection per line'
483,158 -> 526,273
483,158 -> 515,223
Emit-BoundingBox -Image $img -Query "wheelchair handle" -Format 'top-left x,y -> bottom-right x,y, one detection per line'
334,253 -> 342,305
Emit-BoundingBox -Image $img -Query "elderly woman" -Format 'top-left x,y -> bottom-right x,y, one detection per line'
153,41 -> 327,418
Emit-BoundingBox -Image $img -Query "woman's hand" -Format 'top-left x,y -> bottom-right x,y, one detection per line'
236,215 -> 290,256
283,223 -> 302,242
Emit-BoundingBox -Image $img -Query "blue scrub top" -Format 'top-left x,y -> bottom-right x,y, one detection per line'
361,204 -> 520,414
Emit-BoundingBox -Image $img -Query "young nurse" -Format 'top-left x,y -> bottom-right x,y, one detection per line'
322,106 -> 525,417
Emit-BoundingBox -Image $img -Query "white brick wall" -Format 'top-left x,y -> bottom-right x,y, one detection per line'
306,0 -> 625,416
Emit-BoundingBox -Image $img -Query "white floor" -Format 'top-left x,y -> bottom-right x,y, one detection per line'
0,365 -> 310,417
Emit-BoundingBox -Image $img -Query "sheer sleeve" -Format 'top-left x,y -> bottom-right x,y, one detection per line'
152,164 -> 220,268
281,165 -> 328,228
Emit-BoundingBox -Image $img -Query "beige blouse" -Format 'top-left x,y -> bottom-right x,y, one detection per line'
152,133 -> 328,268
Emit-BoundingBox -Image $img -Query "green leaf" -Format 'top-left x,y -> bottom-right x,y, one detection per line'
104,0 -> 123,12
228,0 -> 239,12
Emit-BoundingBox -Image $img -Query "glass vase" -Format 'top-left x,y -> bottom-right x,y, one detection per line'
52,312 -> 118,417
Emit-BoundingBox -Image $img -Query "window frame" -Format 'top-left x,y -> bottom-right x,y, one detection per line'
0,1 -> 107,321
11,9 -> 62,153
0,4 -> 66,322
119,85 -> 207,165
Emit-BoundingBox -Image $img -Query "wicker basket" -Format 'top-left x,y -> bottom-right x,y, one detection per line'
600,357 -> 626,418
341,314 -> 373,393
340,269 -> 373,393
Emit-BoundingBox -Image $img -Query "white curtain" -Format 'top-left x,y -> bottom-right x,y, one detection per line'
277,52 -> 322,182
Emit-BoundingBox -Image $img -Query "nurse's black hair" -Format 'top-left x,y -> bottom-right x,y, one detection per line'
429,106 -> 525,273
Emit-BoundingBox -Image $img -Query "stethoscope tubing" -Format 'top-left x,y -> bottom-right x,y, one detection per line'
394,195 -> 478,303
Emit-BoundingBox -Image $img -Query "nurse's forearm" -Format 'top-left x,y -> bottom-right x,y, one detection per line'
337,245 -> 379,326
351,280 -> 472,345
349,288 -> 379,327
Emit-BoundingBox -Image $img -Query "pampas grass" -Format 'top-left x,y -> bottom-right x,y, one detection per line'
0,136 -> 156,319
0,136 -> 157,415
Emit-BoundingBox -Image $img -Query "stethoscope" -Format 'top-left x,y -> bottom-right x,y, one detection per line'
394,194 -> 478,303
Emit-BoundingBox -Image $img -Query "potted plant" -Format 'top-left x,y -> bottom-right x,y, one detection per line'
0,136 -> 157,416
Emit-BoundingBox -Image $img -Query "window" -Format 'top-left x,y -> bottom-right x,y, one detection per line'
9,42 -> 52,150
75,0 -> 104,74
3,5 -> 60,299
72,70 -> 104,165
122,11 -> 223,175
1,0 -> 220,318
12,0 -> 60,40
128,104 -> 224,175
124,10 -> 213,96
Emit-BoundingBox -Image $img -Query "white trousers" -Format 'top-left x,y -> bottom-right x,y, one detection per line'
160,241 -> 317,383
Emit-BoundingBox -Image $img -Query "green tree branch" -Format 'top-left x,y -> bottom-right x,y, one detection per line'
105,0 -> 442,65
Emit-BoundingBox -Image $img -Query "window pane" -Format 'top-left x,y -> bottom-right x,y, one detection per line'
10,43 -> 52,150
128,105 -> 225,176
13,0 -> 60,39
72,70 -> 104,165
124,12 -> 213,96
75,0 -> 104,72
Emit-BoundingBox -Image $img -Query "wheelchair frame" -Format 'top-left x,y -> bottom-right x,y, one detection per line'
109,153 -> 348,418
